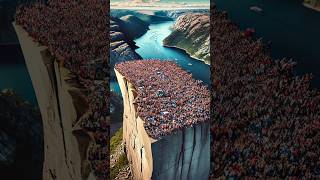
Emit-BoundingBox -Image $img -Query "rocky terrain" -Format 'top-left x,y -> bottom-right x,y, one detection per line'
115,61 -> 210,179
0,89 -> 43,180
110,92 -> 123,136
163,13 -> 210,64
110,17 -> 141,70
120,15 -> 149,39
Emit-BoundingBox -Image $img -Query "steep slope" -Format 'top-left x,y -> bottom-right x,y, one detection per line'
110,17 -> 141,70
163,13 -> 210,64
115,60 -> 210,180
14,23 -> 94,180
14,1 -> 109,179
120,15 -> 149,39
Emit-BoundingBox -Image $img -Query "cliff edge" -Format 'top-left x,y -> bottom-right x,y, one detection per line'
163,13 -> 210,64
110,17 -> 141,69
14,23 -> 92,180
115,60 -> 210,180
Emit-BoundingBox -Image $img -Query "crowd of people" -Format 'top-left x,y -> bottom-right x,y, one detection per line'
115,60 -> 210,139
211,5 -> 320,178
15,1 -> 109,179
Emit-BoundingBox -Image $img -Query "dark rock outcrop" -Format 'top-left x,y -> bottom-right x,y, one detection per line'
109,17 -> 141,69
0,89 -> 43,180
120,15 -> 149,39
163,13 -> 210,64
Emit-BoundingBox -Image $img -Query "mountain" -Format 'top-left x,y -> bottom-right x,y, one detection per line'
110,17 -> 142,70
120,15 -> 149,39
163,13 -> 210,64
155,9 -> 209,19
111,9 -> 172,24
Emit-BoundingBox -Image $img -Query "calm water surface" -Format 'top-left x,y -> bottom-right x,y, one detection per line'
110,21 -> 211,95
0,63 -> 37,104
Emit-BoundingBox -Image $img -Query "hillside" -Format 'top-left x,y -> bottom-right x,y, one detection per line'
111,9 -> 172,24
155,9 -> 209,19
120,15 -> 149,39
163,13 -> 210,64
110,17 -> 141,71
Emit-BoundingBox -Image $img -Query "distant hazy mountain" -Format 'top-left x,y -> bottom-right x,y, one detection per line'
155,9 -> 209,19
111,9 -> 172,24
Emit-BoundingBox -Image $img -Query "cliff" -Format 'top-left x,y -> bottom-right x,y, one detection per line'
14,24 -> 92,180
163,13 -> 210,64
110,18 -> 141,70
115,60 -> 210,180
0,89 -> 43,180
120,15 -> 149,39
304,0 -> 320,11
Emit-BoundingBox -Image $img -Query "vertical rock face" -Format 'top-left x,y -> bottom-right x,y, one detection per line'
110,18 -> 141,74
14,24 -> 90,180
115,68 -> 210,180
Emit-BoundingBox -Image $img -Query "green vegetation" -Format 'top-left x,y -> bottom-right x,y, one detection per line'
110,153 -> 129,180
110,127 -> 123,153
110,127 -> 129,180
163,29 -> 210,64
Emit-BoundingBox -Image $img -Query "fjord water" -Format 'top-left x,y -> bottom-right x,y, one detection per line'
0,62 -> 37,104
215,0 -> 320,87
135,21 -> 210,84
111,20 -> 210,95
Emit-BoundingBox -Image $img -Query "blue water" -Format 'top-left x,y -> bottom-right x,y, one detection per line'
215,0 -> 320,87
0,63 -> 37,104
110,21 -> 211,95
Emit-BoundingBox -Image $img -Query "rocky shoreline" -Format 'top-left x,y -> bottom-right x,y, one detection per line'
163,44 -> 210,65
163,13 -> 210,64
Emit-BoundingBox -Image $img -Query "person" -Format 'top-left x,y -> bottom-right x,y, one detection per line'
210,5 -> 320,178
15,1 -> 109,179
